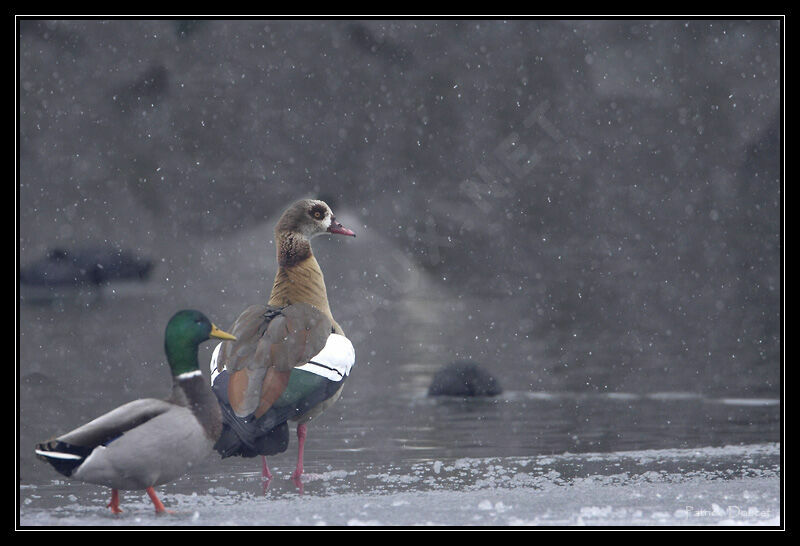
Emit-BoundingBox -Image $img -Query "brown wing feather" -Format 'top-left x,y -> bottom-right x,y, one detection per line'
266,304 -> 332,372
215,302 -> 332,417
217,305 -> 269,373
254,368 -> 293,418
227,367 -> 267,416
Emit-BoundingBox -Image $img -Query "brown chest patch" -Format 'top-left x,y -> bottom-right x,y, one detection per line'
277,234 -> 312,268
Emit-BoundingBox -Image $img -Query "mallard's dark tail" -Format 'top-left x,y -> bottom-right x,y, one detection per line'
35,441 -> 93,477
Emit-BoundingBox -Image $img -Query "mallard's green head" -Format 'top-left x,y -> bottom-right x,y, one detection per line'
164,310 -> 236,377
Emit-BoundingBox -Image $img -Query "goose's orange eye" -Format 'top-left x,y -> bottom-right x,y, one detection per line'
309,205 -> 327,220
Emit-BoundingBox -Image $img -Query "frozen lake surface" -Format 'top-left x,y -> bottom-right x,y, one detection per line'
19,442 -> 779,527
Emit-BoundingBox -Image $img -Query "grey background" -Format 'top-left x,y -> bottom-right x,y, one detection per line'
19,18 -> 781,417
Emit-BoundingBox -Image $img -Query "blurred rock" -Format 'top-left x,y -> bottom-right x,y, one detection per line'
428,361 -> 502,397
20,245 -> 153,287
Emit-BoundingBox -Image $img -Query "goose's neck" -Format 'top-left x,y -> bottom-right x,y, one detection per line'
269,232 -> 333,319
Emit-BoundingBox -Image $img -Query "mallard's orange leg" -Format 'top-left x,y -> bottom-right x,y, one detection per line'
146,487 -> 173,514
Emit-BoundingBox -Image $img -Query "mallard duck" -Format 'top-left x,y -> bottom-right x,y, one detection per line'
34,310 -> 236,514
210,199 -> 356,484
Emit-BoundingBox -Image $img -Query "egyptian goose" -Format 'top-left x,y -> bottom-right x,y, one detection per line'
210,199 -> 356,483
35,310 -> 236,514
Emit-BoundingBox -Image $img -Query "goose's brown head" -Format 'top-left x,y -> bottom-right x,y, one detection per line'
275,199 -> 356,239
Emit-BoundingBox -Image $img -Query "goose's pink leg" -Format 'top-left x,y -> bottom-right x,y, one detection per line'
291,424 -> 307,487
107,488 -> 123,514
261,456 -> 273,495
261,456 -> 273,479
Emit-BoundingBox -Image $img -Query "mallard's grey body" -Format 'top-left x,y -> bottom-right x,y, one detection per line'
39,377 -> 219,491
35,310 -> 235,513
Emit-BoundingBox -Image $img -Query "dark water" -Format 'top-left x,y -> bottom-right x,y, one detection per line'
18,278 -> 779,482
18,217 -> 779,473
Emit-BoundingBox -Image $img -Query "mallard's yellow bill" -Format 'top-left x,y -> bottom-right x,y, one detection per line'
210,324 -> 236,341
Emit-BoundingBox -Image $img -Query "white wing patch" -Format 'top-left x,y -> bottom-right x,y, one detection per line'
34,449 -> 82,460
209,334 -> 355,383
296,334 -> 355,381
209,342 -> 223,383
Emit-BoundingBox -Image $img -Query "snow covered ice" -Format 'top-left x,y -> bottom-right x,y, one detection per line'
19,443 -> 779,526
